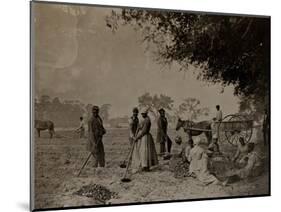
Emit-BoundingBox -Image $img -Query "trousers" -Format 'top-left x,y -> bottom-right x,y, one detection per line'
91,141 -> 105,167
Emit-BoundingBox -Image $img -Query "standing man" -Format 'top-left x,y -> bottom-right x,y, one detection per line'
156,108 -> 172,155
76,116 -> 86,138
262,108 -> 269,146
129,107 -> 139,146
209,105 -> 222,152
87,106 -> 106,167
209,118 -> 220,153
215,105 -> 223,122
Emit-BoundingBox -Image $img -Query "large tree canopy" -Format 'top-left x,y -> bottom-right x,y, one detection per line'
107,9 -> 270,114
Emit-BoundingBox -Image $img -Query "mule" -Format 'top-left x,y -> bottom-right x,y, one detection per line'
176,118 -> 212,144
35,120 -> 55,138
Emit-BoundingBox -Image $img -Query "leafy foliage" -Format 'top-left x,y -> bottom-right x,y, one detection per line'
175,97 -> 210,121
35,96 -> 111,127
107,9 -> 270,116
138,92 -> 174,117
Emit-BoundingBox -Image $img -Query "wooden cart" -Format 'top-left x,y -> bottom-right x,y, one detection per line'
217,114 -> 254,146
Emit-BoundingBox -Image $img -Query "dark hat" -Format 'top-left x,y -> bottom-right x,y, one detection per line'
132,107 -> 139,113
92,105 -> 99,111
158,108 -> 165,113
175,136 -> 182,145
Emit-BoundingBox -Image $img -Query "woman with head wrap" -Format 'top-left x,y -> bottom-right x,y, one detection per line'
131,107 -> 159,172
188,137 -> 225,185
225,143 -> 264,184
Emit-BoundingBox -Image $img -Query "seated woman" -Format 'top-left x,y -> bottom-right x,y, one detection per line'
226,142 -> 263,183
232,137 -> 249,164
174,135 -> 193,161
236,142 -> 263,178
188,137 -> 226,186
184,138 -> 194,161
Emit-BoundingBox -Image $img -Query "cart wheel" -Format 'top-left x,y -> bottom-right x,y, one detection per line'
219,114 -> 253,146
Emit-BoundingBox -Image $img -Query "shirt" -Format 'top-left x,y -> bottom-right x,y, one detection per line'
216,110 -> 223,121
79,120 -> 86,129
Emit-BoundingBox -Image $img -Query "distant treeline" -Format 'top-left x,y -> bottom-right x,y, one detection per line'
34,95 -> 111,128
34,93 -> 213,128
34,92 -> 262,129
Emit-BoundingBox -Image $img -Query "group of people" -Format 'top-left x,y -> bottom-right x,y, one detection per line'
183,105 -> 264,185
182,135 -> 263,186
79,105 -> 172,171
128,107 -> 174,172
76,104 -> 266,186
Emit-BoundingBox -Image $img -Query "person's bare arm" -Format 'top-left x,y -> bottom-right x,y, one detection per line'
233,148 -> 240,162
75,124 -> 83,132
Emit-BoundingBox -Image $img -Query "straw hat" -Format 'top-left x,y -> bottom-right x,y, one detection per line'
193,137 -> 201,146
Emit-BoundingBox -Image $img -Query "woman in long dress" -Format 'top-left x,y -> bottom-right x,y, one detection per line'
132,107 -> 158,172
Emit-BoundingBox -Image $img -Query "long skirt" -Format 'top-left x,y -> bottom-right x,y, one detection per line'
190,154 -> 218,185
132,133 -> 158,170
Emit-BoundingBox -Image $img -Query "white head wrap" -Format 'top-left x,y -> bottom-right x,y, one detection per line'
193,137 -> 201,146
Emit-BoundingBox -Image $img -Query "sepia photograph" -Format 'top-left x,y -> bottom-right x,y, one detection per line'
30,1 -> 270,211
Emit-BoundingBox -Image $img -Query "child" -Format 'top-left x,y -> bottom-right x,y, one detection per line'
75,116 -> 86,138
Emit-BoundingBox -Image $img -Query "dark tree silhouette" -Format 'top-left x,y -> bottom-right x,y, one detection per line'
175,98 -> 209,121
107,10 -> 270,116
138,92 -> 174,117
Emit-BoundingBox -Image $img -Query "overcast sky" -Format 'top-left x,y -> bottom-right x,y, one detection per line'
33,3 -> 239,119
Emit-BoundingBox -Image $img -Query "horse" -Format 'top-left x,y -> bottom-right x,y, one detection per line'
175,118 -> 212,144
35,120 -> 55,138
